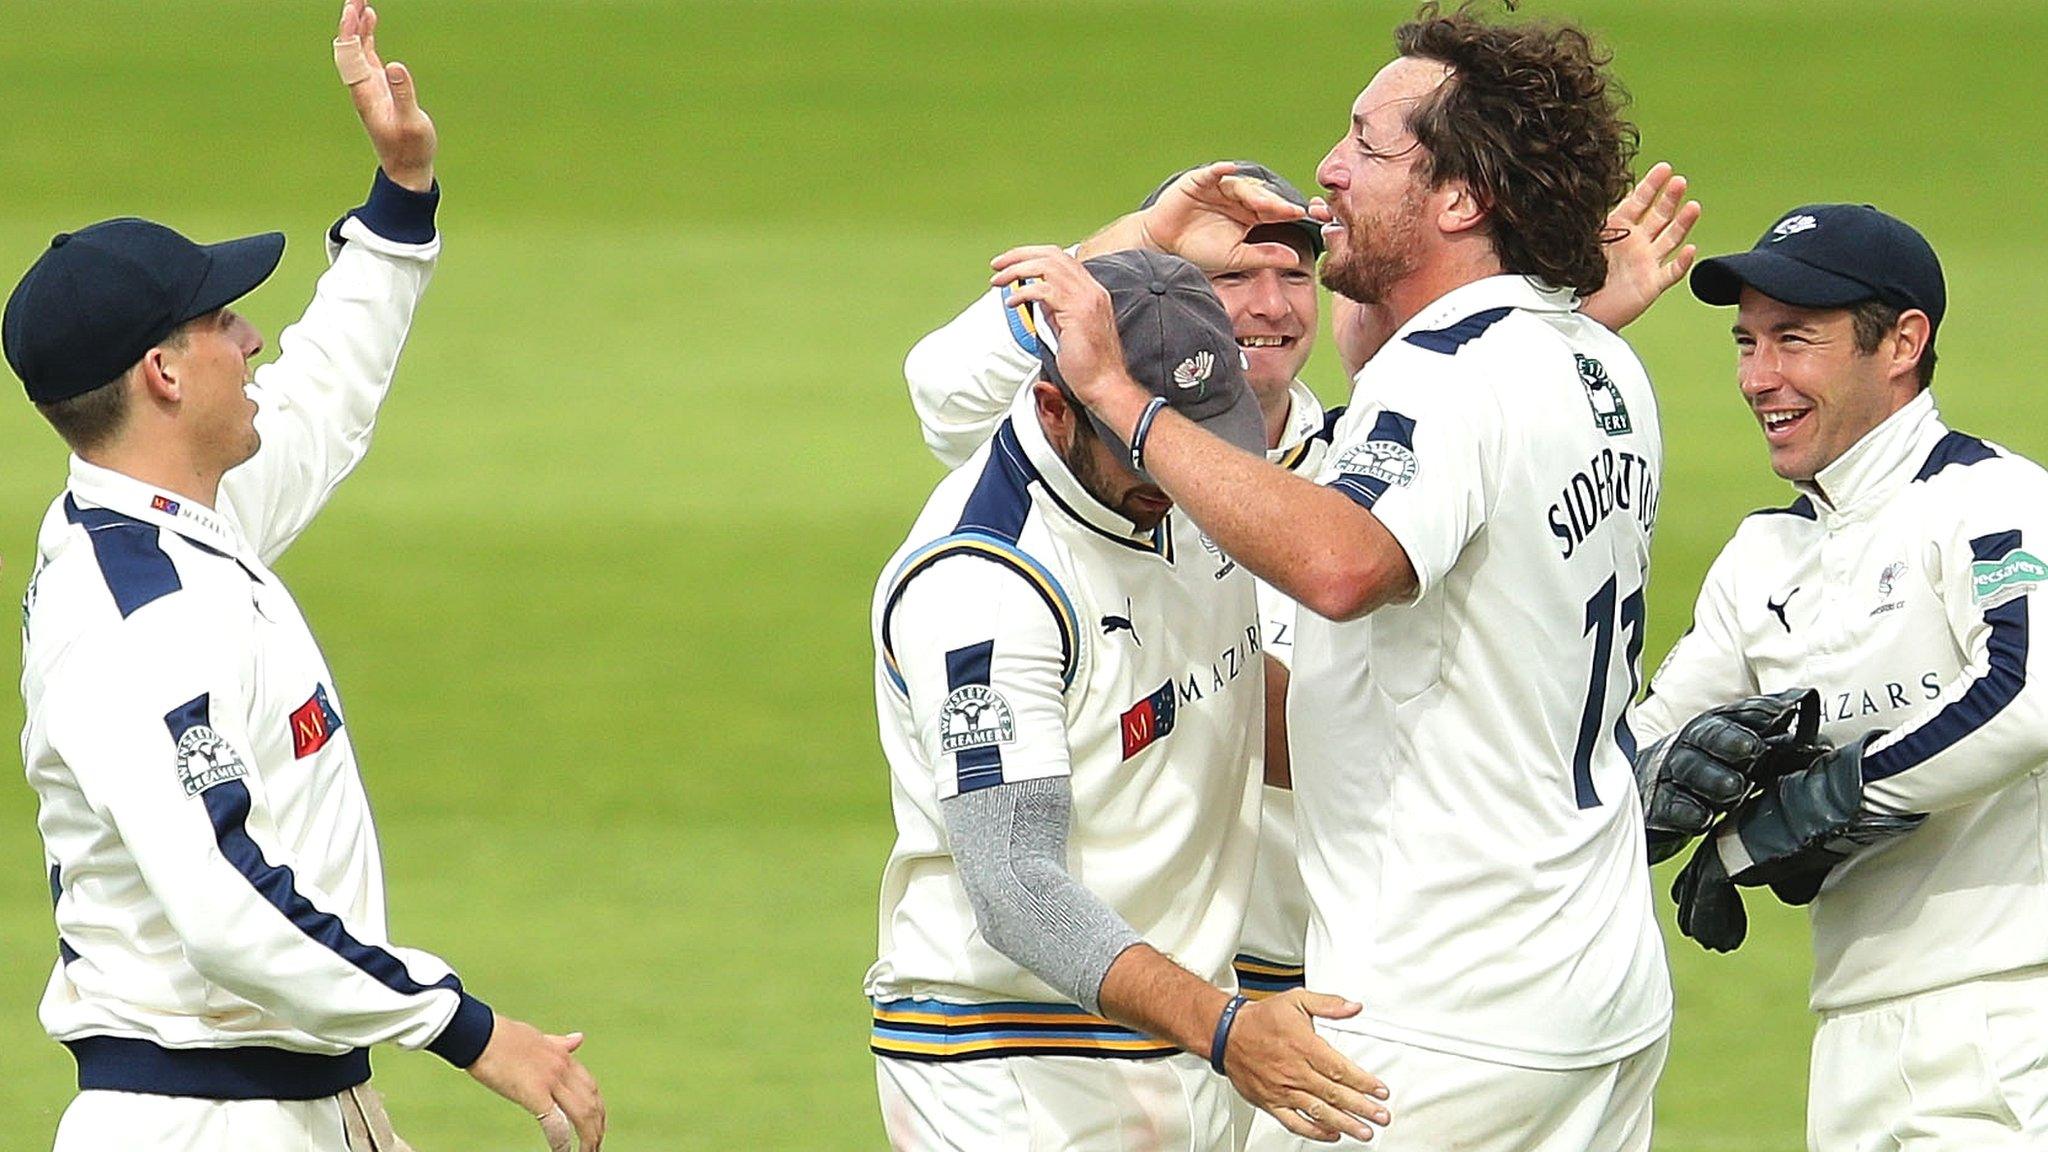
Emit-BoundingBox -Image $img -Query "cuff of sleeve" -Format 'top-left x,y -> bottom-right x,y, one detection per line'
426,991 -> 495,1068
331,169 -> 440,247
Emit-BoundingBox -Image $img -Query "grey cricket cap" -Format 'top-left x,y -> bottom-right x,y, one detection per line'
1141,161 -> 1325,257
1034,249 -> 1265,477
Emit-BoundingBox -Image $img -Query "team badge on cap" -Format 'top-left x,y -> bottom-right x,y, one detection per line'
1769,214 -> 1819,241
1173,350 -> 1216,393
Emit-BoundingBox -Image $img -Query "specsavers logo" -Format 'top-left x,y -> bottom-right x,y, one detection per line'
1971,549 -> 2048,607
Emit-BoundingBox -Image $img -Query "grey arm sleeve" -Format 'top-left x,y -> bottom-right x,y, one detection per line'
941,776 -> 1144,1016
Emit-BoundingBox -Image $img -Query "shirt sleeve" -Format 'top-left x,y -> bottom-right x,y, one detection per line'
884,548 -> 1075,798
1860,515 -> 2048,817
1634,539 -> 1759,745
1317,379 -> 1495,599
903,286 -> 1045,469
43,604 -> 493,1067
218,172 -> 442,566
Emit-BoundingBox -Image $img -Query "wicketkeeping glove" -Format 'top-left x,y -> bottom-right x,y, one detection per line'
1671,836 -> 1747,952
1637,688 -> 1822,864
1721,732 -> 1925,887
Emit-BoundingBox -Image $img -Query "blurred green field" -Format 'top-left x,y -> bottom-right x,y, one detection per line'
0,1 -> 2043,1148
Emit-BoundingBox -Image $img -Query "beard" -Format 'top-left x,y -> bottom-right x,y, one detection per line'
1319,180 -> 1425,305
1059,415 -> 1170,532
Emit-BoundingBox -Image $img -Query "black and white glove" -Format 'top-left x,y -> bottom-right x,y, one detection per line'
1720,733 -> 1925,887
1637,689 -> 1821,864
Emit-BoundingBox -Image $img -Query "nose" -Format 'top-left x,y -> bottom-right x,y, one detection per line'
1738,345 -> 1779,402
1316,144 -> 1347,195
1244,274 -> 1286,319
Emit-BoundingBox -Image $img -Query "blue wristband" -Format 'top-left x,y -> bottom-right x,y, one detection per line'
1209,994 -> 1249,1075
1129,395 -> 1170,472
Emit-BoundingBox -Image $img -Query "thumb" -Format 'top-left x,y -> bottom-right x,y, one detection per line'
384,61 -> 416,110
559,1031 -> 586,1053
1296,992 -> 1363,1020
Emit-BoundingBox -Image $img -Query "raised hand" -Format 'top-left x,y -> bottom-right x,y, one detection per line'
989,245 -> 1133,413
466,1013 -> 607,1151
1082,161 -> 1326,274
334,0 -> 437,192
1582,162 -> 1701,331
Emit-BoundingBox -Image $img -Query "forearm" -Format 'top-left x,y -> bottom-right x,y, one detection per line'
1135,404 -> 1415,621
1097,943 -> 1233,1057
943,778 -> 1143,1015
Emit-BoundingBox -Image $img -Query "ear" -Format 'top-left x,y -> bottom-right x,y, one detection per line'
1889,310 -> 1932,388
1031,378 -> 1076,442
135,346 -> 180,404
1435,181 -> 1488,238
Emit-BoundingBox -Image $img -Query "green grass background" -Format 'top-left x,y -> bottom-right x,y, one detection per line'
0,1 -> 2042,1148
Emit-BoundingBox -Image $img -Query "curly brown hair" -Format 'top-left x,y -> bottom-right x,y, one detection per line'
1395,1 -> 1638,295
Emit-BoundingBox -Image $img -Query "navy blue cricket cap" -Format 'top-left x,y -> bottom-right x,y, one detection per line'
1034,249 -> 1266,478
1142,162 -> 1325,258
1689,204 -> 1945,335
4,218 -> 285,404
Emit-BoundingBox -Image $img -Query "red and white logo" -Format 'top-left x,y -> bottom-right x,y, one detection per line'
289,684 -> 345,759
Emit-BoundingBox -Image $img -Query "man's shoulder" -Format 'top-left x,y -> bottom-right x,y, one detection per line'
33,509 -> 257,640
1910,428 -> 2048,496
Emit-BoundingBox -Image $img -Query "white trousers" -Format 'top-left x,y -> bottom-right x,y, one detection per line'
1808,969 -> 2048,1151
53,1084 -> 410,1152
877,1052 -> 1248,1152
1245,1028 -> 1666,1152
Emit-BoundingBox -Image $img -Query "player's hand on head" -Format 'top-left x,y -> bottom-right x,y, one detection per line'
1221,990 -> 1391,1143
334,0 -> 437,192
1139,161 -> 1321,274
466,1012 -> 607,1151
989,246 -> 1134,410
1581,162 -> 1700,332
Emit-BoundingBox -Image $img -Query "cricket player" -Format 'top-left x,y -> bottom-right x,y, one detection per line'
1000,8 -> 1675,1148
869,250 -> 1391,1149
1635,204 -> 2048,1148
6,5 -> 602,1149
904,162 -> 1334,1007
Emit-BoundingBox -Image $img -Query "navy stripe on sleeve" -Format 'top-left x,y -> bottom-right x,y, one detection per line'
65,497 -> 180,618
946,641 -> 1005,793
1913,430 -> 1997,483
163,694 -> 495,1067
1325,410 -> 1417,511
1863,530 -> 2031,783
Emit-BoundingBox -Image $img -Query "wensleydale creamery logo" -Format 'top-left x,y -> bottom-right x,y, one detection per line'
1971,548 -> 2048,606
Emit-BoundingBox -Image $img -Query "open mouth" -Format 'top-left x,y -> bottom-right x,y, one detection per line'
1760,408 -> 1810,442
1237,335 -> 1296,351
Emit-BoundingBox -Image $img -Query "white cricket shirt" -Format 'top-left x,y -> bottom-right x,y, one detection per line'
1291,275 -> 1672,1069
1637,391 -> 2048,1011
900,281 -> 1334,997
866,389 -> 1264,1060
21,200 -> 493,1099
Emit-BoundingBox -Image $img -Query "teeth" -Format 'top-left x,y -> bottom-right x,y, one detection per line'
1238,336 -> 1286,347
1764,411 -> 1804,429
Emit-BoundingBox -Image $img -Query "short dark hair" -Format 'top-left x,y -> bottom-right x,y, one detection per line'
1847,298 -> 1937,390
31,313 -> 207,452
36,375 -> 133,452
1395,1 -> 1639,295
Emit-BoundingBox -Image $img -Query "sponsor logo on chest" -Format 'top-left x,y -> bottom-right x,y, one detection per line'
1117,623 -> 1262,760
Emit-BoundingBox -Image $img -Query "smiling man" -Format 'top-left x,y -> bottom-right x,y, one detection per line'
1634,204 -> 2048,1149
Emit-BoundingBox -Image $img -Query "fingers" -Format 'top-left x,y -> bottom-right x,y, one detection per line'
1267,1097 -> 1345,1143
1615,161 -> 1673,222
1293,991 -> 1364,1021
1215,174 -> 1314,225
334,0 -> 377,88
1224,240 -> 1316,273
989,244 -> 1073,282
538,1105 -> 574,1152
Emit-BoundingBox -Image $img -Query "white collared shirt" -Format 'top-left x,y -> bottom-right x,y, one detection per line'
866,387 -> 1264,1012
1638,390 -> 2048,1011
1291,275 -> 1672,1068
20,213 -> 495,1076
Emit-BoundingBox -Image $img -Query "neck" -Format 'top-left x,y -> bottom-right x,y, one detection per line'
1258,387 -> 1292,450
80,442 -> 224,510
1380,240 -> 1507,335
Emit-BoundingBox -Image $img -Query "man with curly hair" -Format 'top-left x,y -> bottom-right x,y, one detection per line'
999,5 -> 1685,1148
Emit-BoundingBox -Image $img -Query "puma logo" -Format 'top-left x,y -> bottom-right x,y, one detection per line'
1767,587 -> 1800,633
1101,599 -> 1141,645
